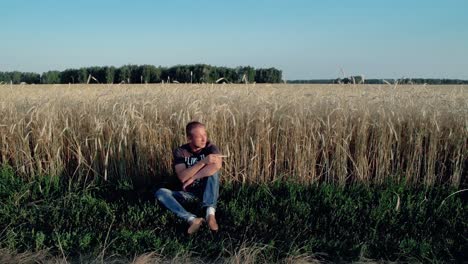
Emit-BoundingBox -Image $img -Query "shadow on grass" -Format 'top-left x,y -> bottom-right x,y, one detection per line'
0,166 -> 466,262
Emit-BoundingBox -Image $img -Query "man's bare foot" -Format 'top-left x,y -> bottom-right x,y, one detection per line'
187,218 -> 204,235
206,214 -> 219,232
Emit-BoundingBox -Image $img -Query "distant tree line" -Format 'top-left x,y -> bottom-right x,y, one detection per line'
0,64 -> 283,84
0,72 -> 41,84
288,77 -> 468,85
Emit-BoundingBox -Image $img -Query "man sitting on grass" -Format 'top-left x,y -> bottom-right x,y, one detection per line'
155,121 -> 223,235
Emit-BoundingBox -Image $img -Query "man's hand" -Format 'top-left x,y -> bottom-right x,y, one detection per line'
182,177 -> 195,191
201,154 -> 223,165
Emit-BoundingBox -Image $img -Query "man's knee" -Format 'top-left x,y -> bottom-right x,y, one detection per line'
206,172 -> 220,186
208,172 -> 220,181
155,188 -> 172,201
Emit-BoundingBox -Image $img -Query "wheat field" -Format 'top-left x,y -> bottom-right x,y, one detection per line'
0,83 -> 466,187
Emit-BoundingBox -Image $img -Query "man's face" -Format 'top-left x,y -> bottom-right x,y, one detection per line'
188,126 -> 207,149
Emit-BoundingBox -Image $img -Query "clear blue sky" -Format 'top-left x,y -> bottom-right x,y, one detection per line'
1,0 -> 467,79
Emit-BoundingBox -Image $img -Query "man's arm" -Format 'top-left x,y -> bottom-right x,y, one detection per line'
175,162 -> 205,183
192,158 -> 222,180
180,155 -> 222,191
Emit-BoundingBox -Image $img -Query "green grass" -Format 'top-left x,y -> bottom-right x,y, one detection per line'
0,165 -> 466,262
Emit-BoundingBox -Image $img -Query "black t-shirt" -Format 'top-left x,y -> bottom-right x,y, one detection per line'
172,142 -> 220,190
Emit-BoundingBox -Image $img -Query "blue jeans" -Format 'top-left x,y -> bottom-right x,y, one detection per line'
155,172 -> 220,222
